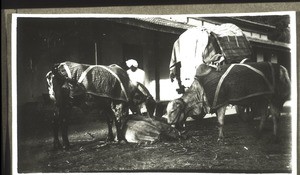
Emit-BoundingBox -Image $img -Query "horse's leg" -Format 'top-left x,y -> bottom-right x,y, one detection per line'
146,99 -> 156,118
269,102 -> 280,141
216,106 -> 226,142
52,107 -> 62,150
256,101 -> 269,136
60,107 -> 70,150
115,117 -> 124,142
111,102 -> 127,143
104,109 -> 115,142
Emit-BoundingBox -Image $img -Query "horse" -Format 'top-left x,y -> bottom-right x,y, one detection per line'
46,61 -> 155,150
124,114 -> 181,143
165,62 -> 290,141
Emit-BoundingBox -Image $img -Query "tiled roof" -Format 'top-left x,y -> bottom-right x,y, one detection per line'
248,37 -> 290,50
135,17 -> 195,30
107,17 -> 194,34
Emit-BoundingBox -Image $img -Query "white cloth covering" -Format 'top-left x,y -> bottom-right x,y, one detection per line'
170,27 -> 209,87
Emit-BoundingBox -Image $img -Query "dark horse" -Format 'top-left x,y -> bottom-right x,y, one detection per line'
46,61 -> 155,150
165,62 -> 290,141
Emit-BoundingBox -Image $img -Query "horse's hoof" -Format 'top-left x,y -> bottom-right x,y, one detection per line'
119,140 -> 128,144
106,137 -> 115,143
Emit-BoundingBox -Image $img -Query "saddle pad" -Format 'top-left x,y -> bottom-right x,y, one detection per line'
57,61 -> 130,102
196,62 -> 279,110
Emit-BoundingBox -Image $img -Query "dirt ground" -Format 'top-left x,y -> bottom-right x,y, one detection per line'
17,105 -> 292,173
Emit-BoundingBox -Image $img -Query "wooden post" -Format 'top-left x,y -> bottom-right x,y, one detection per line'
154,34 -> 160,101
94,42 -> 98,65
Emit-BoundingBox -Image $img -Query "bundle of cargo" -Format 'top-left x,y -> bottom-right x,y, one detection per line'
202,23 -> 254,64
169,23 -> 254,90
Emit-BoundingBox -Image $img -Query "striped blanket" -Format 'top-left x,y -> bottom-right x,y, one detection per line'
196,62 -> 279,110
54,61 -> 131,102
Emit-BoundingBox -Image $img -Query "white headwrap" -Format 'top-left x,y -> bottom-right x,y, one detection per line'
126,59 -> 138,68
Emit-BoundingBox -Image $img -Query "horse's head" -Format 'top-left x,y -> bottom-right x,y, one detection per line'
131,86 -> 147,105
164,98 -> 186,131
195,64 -> 213,77
46,64 -> 68,103
186,79 -> 211,115
49,63 -> 68,85
47,63 -> 88,109
129,82 -> 157,117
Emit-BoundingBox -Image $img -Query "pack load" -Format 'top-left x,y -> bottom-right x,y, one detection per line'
202,23 -> 254,64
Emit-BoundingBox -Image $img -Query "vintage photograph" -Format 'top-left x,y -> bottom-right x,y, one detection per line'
11,12 -> 296,173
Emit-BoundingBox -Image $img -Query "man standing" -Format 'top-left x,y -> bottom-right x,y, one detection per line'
126,59 -> 145,85
126,59 -> 148,115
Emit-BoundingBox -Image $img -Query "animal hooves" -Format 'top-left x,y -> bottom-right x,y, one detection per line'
118,140 -> 128,144
106,137 -> 115,143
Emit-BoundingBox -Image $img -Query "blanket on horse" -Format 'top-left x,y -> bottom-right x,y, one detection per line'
196,62 -> 279,110
55,61 -> 130,102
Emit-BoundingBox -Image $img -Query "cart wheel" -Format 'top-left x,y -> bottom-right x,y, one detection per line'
236,106 -> 254,122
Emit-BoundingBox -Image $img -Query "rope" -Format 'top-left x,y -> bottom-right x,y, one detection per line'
212,64 -> 235,107
77,65 -> 96,84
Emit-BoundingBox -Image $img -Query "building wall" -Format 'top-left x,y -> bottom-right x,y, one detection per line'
17,18 -> 179,106
17,17 -> 291,106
